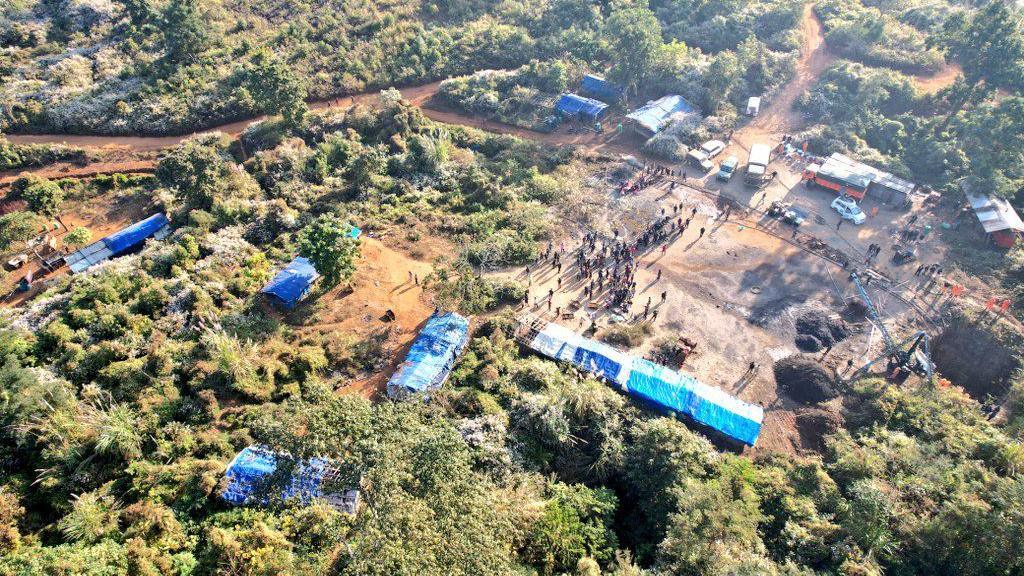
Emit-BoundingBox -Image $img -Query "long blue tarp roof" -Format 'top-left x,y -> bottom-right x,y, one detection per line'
581,74 -> 623,100
103,213 -> 170,255
555,93 -> 609,119
261,256 -> 319,309
627,95 -> 696,134
387,312 -> 470,398
517,315 -> 763,445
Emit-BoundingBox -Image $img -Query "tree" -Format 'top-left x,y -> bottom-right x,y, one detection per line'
931,1 -> 1024,131
64,227 -> 92,248
604,8 -> 664,99
0,212 -> 38,251
161,0 -> 215,65
155,135 -> 236,210
12,174 -> 63,217
298,214 -> 361,287
246,49 -> 308,129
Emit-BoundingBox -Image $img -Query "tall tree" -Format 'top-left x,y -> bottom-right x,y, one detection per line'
931,0 -> 1024,131
298,214 -> 361,287
12,174 -> 63,217
161,0 -> 215,65
246,49 -> 309,129
604,8 -> 664,99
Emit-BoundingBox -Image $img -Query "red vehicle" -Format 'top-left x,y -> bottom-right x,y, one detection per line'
803,153 -> 914,205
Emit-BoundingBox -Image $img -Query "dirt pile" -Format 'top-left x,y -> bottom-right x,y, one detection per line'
794,310 -> 850,352
774,356 -> 838,405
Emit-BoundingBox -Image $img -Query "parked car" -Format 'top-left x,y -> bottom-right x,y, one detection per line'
717,155 -> 739,181
700,140 -> 726,159
831,196 -> 867,224
687,140 -> 727,172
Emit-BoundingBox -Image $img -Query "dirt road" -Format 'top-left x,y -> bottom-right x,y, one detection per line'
724,3 -> 834,159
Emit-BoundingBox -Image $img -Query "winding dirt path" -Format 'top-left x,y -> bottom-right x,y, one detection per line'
4,3 -> 835,167
724,3 -> 835,158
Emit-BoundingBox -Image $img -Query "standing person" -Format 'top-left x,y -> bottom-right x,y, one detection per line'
836,219 -> 843,231
699,227 -> 705,237
661,290 -> 667,302
651,310 -> 658,322
657,268 -> 662,281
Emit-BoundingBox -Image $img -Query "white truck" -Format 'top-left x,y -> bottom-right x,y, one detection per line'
744,143 -> 771,186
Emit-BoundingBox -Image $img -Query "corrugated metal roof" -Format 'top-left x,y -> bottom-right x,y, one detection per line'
820,153 -> 915,195
626,95 -> 697,135
966,192 -> 1024,233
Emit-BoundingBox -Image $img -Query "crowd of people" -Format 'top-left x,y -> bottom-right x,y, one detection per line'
522,200 -> 701,324
617,164 -> 679,195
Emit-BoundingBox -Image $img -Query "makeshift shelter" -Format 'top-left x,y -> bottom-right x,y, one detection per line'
555,93 -> 609,121
626,95 -> 696,137
260,256 -> 319,309
964,183 -> 1024,248
65,213 -> 171,273
222,446 -> 359,514
580,74 -> 623,102
387,312 -> 470,398
516,315 -> 763,446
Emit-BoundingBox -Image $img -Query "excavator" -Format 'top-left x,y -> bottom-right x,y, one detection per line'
847,273 -> 934,384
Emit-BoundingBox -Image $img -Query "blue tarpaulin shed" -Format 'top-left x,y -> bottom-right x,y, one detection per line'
581,74 -> 623,101
222,446 -> 359,513
261,256 -> 319,309
625,358 -> 763,446
555,94 -> 609,121
516,315 -> 763,445
387,312 -> 470,398
626,95 -> 697,136
65,213 -> 171,273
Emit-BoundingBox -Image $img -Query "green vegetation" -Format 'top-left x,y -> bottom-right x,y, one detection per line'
11,174 -> 63,217
2,1 -> 1024,574
298,214 -> 360,287
0,138 -> 88,171
1,303 -> 1021,574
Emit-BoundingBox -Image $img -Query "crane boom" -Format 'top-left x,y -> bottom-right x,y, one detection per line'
850,273 -> 897,354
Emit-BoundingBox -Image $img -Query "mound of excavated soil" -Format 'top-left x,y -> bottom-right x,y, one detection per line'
795,333 -> 823,352
774,356 -> 838,405
795,310 -> 850,348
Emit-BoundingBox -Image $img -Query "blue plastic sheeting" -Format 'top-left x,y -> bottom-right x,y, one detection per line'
66,213 -> 171,273
518,315 -> 763,445
223,446 -> 332,506
349,226 -> 362,239
387,312 -> 470,398
626,358 -> 763,446
261,256 -> 319,309
581,74 -> 623,101
555,93 -> 609,120
104,213 -> 171,255
626,95 -> 696,135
